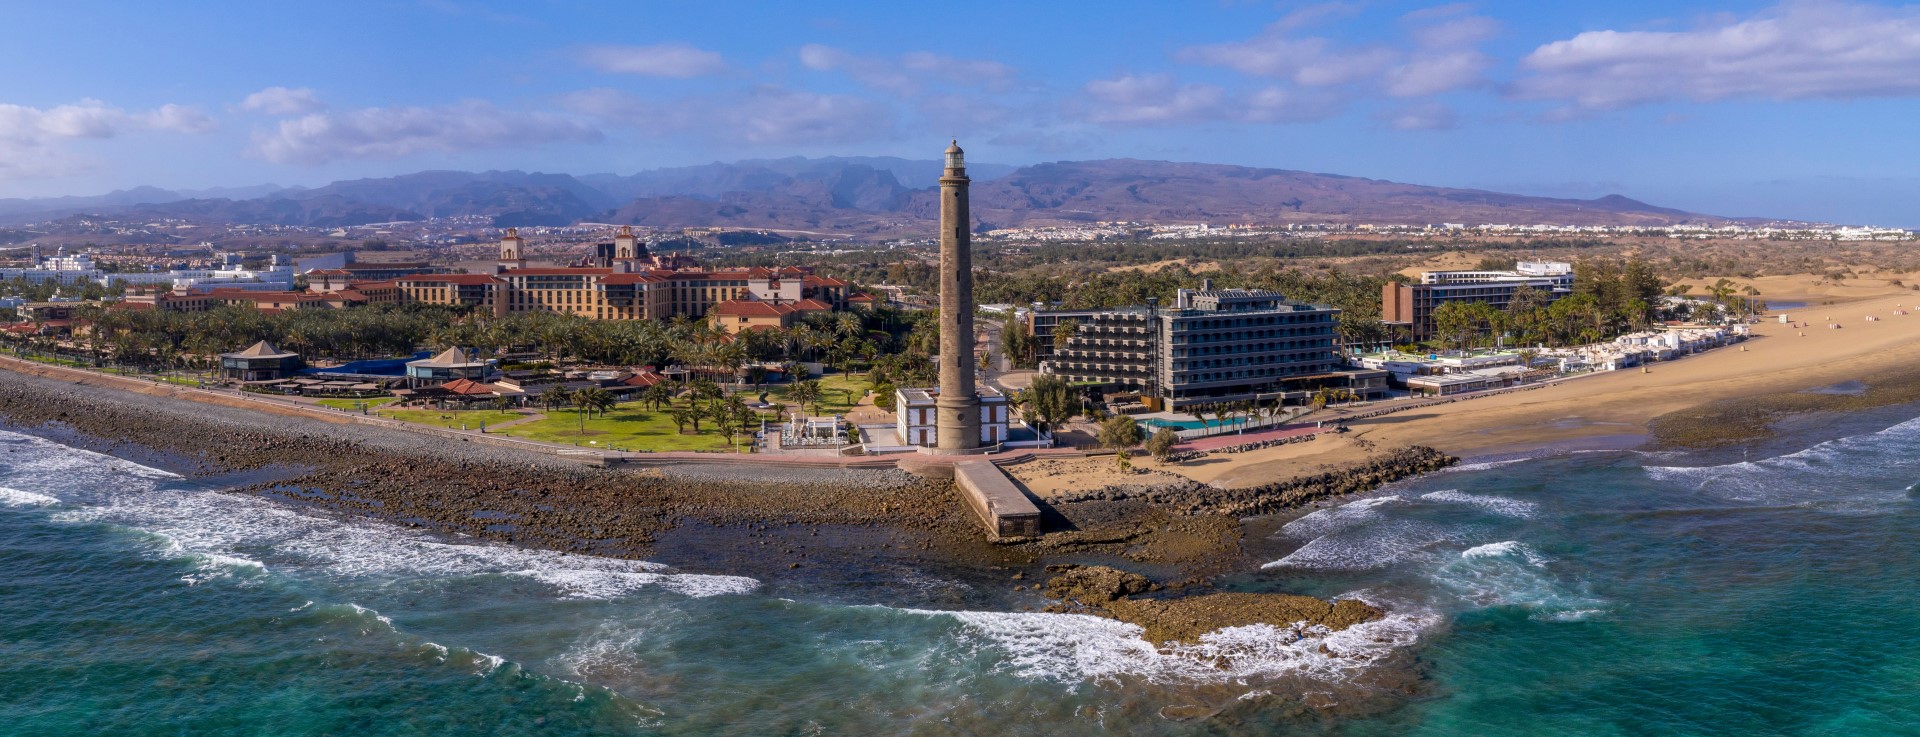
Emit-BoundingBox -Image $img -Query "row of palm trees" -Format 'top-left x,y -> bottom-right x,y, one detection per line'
536,385 -> 616,433
17,300 -> 937,391
534,379 -> 765,446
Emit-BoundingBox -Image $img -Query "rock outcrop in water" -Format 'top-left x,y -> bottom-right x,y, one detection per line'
1039,564 -> 1382,645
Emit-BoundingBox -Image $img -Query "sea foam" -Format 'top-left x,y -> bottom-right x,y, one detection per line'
910,597 -> 1436,685
1422,489 -> 1538,518
0,487 -> 59,507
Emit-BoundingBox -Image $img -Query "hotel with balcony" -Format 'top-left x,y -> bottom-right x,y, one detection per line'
1036,284 -> 1347,410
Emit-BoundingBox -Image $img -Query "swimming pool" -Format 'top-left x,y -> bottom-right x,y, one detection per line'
1136,417 -> 1224,431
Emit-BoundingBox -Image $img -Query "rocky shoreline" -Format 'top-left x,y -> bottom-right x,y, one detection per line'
1048,446 -> 1460,517
0,362 -> 1454,646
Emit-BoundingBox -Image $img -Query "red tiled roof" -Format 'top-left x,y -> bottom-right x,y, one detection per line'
711,299 -> 791,317
802,275 -> 847,287
847,293 -> 876,302
791,298 -> 833,311
503,267 -> 613,276
207,290 -> 331,304
600,273 -> 670,285
620,371 -> 667,387
398,274 -> 502,285
439,378 -> 498,396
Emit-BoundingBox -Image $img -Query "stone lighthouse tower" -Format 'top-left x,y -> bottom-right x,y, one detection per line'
935,140 -> 981,451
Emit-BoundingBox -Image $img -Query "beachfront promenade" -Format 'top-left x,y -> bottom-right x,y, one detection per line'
0,346 -> 1619,470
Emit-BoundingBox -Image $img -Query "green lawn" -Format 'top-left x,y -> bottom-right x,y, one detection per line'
768,373 -> 874,415
377,408 -> 527,429
318,397 -> 398,411
502,404 -> 755,452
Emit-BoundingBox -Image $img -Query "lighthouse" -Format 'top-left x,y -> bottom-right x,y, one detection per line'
934,140 -> 981,452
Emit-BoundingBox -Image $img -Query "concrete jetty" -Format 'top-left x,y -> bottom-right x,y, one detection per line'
952,460 -> 1042,538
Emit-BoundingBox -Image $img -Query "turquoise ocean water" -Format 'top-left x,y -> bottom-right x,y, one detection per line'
4,411 -> 1920,736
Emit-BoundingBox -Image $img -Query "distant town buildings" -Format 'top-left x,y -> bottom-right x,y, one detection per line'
981,221 -> 1916,244
0,245 -> 295,292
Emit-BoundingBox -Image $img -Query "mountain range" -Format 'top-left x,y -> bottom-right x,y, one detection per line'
0,157 -> 1730,233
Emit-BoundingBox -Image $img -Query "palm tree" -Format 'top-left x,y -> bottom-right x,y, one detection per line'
641,383 -> 674,412
570,386 -> 614,433
788,379 -> 825,415
539,385 -> 572,413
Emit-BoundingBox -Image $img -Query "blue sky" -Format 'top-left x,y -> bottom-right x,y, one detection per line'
3,0 -> 1919,225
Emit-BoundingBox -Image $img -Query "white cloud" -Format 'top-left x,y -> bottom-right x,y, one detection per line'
240,86 -> 325,116
1384,50 -> 1493,97
1177,4 -> 1497,96
576,43 -> 727,78
0,99 -> 217,179
249,101 -> 602,165
1515,1 -> 1920,110
141,104 -> 218,134
799,44 -> 1017,94
1083,74 -> 1229,125
1378,101 -> 1458,130
562,86 -> 893,146
1078,74 -> 1343,126
0,99 -> 119,142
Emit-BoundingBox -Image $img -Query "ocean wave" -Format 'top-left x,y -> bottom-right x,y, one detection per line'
555,622 -> 650,679
44,458 -> 759,601
1443,458 -> 1534,473
180,552 -> 268,586
1278,495 -> 1405,539
1460,540 -> 1548,565
515,569 -> 759,600
1432,541 -> 1602,617
1264,519 -> 1456,571
1421,489 -> 1539,519
1640,417 -> 1920,512
909,598 -> 1437,685
0,486 -> 59,507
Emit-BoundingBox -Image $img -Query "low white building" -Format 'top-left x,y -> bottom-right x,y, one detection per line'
894,386 -> 1011,447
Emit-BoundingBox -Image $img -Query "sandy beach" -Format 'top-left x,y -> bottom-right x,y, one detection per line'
1005,276 -> 1920,492
1346,284 -> 1920,456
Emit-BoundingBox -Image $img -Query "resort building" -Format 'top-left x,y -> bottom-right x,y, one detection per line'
404,347 -> 492,388
1382,261 -> 1574,341
304,252 -> 446,288
894,386 -> 1011,447
219,340 -> 303,382
1035,285 -> 1343,410
390,230 -> 858,323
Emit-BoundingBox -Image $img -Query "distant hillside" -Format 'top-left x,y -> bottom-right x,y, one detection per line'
943,159 -> 1706,229
599,159 -> 1720,233
0,157 -> 1727,231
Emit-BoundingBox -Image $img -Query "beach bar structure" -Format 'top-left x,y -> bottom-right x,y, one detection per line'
405,347 -> 491,388
219,340 -> 302,382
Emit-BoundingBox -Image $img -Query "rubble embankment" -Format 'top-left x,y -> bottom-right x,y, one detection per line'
1050,446 -> 1460,517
